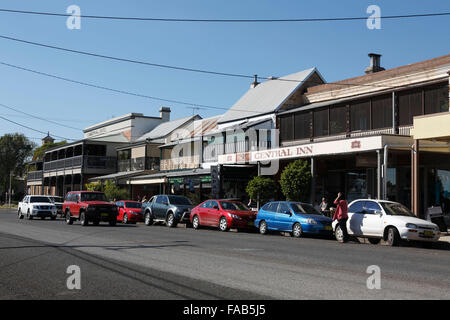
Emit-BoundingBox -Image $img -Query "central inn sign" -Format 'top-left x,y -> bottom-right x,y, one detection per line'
218,135 -> 393,164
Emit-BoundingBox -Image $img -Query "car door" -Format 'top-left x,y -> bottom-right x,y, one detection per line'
153,196 -> 163,219
197,201 -> 211,225
209,201 -> 221,226
265,202 -> 279,230
361,201 -> 384,236
276,202 -> 293,231
348,201 -> 365,236
73,193 -> 81,218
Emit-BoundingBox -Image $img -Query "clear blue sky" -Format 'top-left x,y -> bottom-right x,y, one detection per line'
0,0 -> 448,143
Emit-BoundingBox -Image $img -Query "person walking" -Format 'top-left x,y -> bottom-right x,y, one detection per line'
333,192 -> 349,243
320,197 -> 328,213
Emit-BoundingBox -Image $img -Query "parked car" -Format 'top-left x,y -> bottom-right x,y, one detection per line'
115,200 -> 144,224
255,201 -> 333,237
18,195 -> 58,220
331,199 -> 441,247
63,191 -> 118,226
190,199 -> 257,231
48,196 -> 64,216
142,195 -> 194,227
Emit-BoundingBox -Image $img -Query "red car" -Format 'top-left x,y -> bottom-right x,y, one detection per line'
190,199 -> 256,231
115,201 -> 144,224
63,191 -> 118,226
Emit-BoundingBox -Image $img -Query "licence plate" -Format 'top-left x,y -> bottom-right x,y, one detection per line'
324,226 -> 332,231
423,231 -> 434,236
101,213 -> 109,217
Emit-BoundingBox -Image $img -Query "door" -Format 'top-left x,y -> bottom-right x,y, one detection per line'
348,201 -> 365,236
209,201 -> 221,226
154,196 -> 167,219
73,193 -> 81,218
361,201 -> 383,236
265,202 -> 279,230
276,203 -> 293,231
197,201 -> 212,225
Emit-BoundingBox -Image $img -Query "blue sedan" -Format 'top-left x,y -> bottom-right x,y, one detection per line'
255,201 -> 333,237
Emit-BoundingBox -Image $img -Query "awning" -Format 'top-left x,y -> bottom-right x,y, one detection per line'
411,112 -> 450,142
89,170 -> 146,183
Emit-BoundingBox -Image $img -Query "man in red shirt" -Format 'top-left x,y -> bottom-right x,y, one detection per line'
333,192 -> 349,243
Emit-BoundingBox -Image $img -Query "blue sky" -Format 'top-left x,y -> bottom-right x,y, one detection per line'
0,0 -> 448,143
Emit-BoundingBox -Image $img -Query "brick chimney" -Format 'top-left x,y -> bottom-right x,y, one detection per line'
159,107 -> 171,122
365,53 -> 385,74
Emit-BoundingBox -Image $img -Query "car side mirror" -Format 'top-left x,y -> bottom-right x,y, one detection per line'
213,205 -> 219,210
375,210 -> 383,216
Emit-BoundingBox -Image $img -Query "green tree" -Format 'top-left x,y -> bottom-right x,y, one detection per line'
246,176 -> 277,207
279,159 -> 311,202
0,133 -> 35,199
85,180 -> 129,201
32,141 -> 67,161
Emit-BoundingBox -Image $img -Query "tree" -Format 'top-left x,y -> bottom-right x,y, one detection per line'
85,180 -> 129,201
246,176 -> 277,207
32,141 -> 66,161
279,159 -> 311,202
0,133 -> 35,200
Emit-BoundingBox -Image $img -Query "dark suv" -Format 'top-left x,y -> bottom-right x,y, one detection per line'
63,191 -> 118,226
142,195 -> 194,227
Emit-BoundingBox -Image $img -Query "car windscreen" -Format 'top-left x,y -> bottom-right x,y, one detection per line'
291,203 -> 322,215
220,201 -> 250,211
125,202 -> 142,209
167,196 -> 192,205
30,197 -> 51,203
80,193 -> 107,202
381,202 -> 415,217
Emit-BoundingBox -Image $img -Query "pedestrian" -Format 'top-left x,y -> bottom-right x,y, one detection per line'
333,192 -> 349,243
141,195 -> 147,203
320,197 -> 328,214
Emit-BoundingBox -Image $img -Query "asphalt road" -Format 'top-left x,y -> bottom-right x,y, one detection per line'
0,209 -> 449,300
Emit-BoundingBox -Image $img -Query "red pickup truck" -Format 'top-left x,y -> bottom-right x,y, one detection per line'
63,191 -> 118,226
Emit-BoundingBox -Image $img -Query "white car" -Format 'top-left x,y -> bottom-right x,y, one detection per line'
18,195 -> 58,220
332,199 -> 440,247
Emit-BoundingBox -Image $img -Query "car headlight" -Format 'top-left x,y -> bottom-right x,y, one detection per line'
406,223 -> 418,229
228,213 -> 240,219
307,218 -> 318,225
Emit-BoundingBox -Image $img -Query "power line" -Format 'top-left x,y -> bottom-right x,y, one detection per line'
0,35 -> 425,91
0,61 -> 231,112
0,114 -> 77,141
0,8 -> 449,22
0,102 -> 83,131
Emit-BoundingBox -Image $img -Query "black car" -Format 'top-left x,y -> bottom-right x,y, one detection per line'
142,195 -> 194,227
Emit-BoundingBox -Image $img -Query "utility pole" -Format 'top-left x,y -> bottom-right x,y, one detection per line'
8,171 -> 12,208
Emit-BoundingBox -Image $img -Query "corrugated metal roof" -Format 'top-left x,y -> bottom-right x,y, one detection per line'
136,115 -> 200,142
218,68 -> 320,124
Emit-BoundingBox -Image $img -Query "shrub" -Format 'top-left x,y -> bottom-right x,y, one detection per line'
279,159 -> 311,202
246,176 -> 277,206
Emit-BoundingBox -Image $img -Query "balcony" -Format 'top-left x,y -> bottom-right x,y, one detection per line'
160,155 -> 200,171
44,155 -> 116,171
117,157 -> 160,172
27,170 -> 43,181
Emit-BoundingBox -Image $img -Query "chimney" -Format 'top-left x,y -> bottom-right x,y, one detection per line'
159,107 -> 171,122
365,53 -> 385,74
250,74 -> 259,88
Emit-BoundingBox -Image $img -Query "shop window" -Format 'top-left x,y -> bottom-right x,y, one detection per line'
313,108 -> 329,137
350,100 -> 370,131
424,83 -> 449,115
371,94 -> 392,129
398,87 -> 422,126
329,104 -> 347,135
280,115 -> 294,141
294,112 -> 310,140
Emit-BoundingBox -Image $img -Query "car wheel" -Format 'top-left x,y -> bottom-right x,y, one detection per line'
18,209 -> 23,219
144,212 -> 153,226
109,219 -> 117,226
192,215 -> 200,230
65,211 -> 73,225
368,238 -> 381,245
80,212 -> 88,226
219,216 -> 229,232
292,223 -> 303,238
259,220 -> 267,235
335,225 -> 344,242
27,210 -> 32,220
123,214 -> 128,224
166,212 -> 177,228
386,227 -> 400,246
